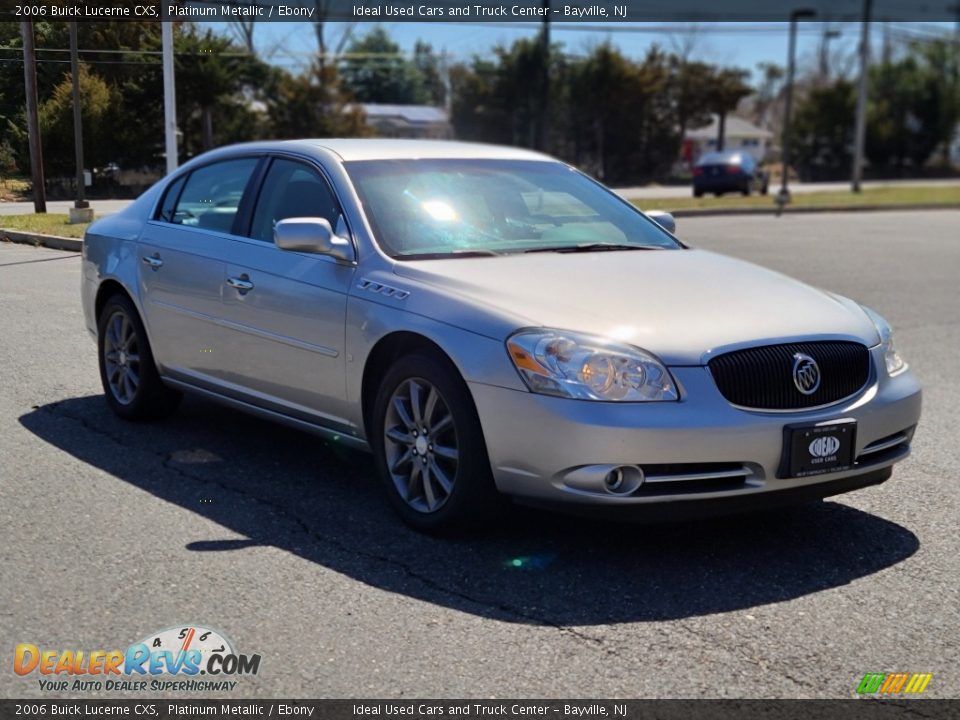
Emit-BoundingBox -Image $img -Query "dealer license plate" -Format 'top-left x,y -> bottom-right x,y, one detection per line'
780,419 -> 857,478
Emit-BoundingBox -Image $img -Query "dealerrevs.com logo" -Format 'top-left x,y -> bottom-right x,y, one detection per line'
14,625 -> 261,693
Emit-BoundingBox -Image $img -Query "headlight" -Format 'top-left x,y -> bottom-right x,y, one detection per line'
862,306 -> 907,376
506,329 -> 679,402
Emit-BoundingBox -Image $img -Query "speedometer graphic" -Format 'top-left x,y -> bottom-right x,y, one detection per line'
134,625 -> 235,672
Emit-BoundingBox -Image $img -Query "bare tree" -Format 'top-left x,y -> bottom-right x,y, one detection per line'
308,1 -> 356,76
667,24 -> 705,64
753,62 -> 785,128
227,0 -> 259,55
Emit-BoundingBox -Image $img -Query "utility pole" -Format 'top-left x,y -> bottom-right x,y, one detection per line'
540,0 -> 550,152
162,21 -> 178,175
851,0 -> 873,193
777,8 -> 816,213
69,22 -> 93,224
20,21 -> 46,214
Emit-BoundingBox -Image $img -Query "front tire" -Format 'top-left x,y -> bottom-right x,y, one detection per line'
98,293 -> 181,421
371,353 -> 497,534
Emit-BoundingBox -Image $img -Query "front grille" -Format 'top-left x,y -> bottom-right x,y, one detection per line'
708,341 -> 870,410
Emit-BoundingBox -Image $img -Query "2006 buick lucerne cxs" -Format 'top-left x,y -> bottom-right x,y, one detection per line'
81,140 -> 922,532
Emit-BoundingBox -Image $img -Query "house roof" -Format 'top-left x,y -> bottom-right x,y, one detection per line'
685,114 -> 773,141
360,104 -> 449,125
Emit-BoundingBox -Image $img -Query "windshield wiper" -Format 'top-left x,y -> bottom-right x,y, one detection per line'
398,249 -> 502,260
522,243 -> 662,254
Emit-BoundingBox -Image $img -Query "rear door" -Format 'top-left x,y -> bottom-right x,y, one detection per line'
215,156 -> 356,429
138,156 -> 261,381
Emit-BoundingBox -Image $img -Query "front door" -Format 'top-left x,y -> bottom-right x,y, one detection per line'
216,157 -> 356,430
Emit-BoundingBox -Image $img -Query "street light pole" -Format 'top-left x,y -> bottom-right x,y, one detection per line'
851,0 -> 873,193
162,21 -> 178,175
68,22 -> 93,224
819,28 -> 842,84
777,8 -> 817,213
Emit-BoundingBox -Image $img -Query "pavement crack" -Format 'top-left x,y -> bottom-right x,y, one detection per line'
675,622 -> 817,691
0,254 -> 80,268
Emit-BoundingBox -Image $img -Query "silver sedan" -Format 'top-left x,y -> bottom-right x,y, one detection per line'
80,140 -> 922,532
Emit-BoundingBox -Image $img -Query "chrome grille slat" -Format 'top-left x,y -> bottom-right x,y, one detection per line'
859,432 -> 909,457
644,467 -> 750,484
708,341 -> 871,410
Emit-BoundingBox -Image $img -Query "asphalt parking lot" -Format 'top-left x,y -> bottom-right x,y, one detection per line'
1,210 -> 958,699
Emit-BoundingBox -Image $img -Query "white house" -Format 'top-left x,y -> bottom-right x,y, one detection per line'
359,104 -> 453,139
683,114 -> 773,165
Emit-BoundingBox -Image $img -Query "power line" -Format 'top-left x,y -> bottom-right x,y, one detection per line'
0,57 -> 161,66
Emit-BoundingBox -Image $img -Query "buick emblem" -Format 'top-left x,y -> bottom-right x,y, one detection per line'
792,353 -> 821,395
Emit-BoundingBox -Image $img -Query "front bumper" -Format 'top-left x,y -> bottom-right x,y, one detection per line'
469,345 -> 921,509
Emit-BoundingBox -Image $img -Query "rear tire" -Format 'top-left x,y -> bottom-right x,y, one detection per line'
693,188 -> 703,198
371,353 -> 498,534
97,293 -> 181,421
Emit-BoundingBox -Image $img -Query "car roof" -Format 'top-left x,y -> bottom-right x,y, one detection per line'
170,139 -> 558,178
280,138 -> 554,162
696,151 -> 751,165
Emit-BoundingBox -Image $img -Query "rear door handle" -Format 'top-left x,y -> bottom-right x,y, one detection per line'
141,254 -> 163,270
226,275 -> 254,293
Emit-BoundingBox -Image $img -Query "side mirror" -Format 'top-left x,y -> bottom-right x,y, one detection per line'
646,210 -> 676,234
274,217 -> 355,263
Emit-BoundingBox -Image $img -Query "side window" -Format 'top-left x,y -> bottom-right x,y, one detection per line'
168,158 -> 259,234
249,158 -> 343,243
156,174 -> 186,223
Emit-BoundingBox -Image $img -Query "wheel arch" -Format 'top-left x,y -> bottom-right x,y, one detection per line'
95,278 -> 135,323
94,278 -> 155,351
360,331 -> 464,442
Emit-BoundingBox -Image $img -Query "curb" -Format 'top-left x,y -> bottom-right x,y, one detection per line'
2,202 -> 958,251
661,203 -> 960,218
1,228 -> 83,252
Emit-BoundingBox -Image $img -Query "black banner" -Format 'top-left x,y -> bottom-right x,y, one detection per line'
1,700 -> 957,720
3,0 -> 960,23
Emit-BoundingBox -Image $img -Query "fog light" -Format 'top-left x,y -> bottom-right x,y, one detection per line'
603,465 -> 644,494
604,468 -> 624,491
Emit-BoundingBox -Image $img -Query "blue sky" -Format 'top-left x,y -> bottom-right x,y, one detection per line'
212,21 -> 955,82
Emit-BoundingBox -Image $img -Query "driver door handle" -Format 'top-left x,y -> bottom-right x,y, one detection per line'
226,275 -> 254,293
141,254 -> 163,270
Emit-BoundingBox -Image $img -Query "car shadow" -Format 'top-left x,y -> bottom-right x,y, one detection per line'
20,395 -> 919,626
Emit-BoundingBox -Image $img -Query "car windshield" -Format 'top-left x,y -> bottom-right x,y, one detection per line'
344,159 -> 681,259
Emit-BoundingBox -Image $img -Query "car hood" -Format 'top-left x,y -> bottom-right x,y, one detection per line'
392,248 -> 880,365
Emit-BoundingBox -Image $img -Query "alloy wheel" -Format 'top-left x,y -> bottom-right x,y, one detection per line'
383,378 -> 459,513
102,309 -> 141,405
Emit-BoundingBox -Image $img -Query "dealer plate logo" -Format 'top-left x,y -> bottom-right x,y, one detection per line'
809,435 -> 841,458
